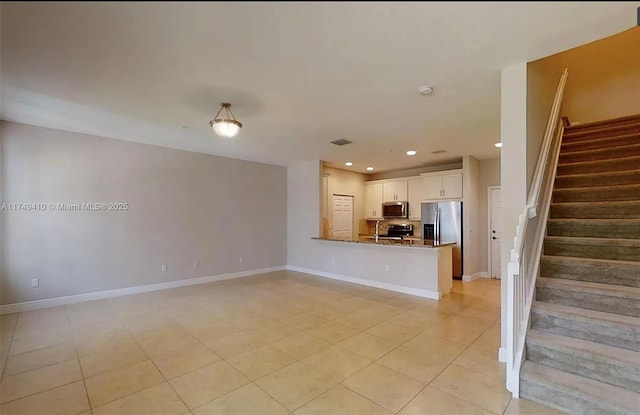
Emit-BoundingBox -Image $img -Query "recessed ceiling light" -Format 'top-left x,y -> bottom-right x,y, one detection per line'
406,150 -> 417,156
366,167 -> 374,171
345,162 -> 353,166
418,86 -> 434,95
494,142 -> 503,148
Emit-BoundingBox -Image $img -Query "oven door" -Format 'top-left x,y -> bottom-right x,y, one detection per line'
382,202 -> 408,218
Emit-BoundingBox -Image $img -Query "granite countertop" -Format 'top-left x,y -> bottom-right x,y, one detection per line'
311,236 -> 455,248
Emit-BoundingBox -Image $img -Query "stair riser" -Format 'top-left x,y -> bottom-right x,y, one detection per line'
544,242 -> 640,262
553,187 -> 640,203
540,261 -> 640,287
520,379 -> 625,415
559,145 -> 640,164
547,222 -> 640,239
530,310 -> 640,352
564,120 -> 640,138
555,171 -> 640,188
550,204 -> 640,219
562,134 -> 640,152
536,286 -> 640,318
557,157 -> 640,175
526,343 -> 640,393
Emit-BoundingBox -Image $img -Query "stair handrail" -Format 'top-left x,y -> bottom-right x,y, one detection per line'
526,68 -> 569,219
506,68 -> 568,398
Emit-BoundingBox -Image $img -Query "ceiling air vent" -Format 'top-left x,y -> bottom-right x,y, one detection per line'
431,149 -> 447,154
330,139 -> 352,146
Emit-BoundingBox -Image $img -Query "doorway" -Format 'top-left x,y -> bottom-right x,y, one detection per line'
488,186 -> 502,279
332,194 -> 353,240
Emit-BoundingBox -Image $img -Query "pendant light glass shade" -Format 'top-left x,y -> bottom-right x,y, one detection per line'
210,103 -> 242,138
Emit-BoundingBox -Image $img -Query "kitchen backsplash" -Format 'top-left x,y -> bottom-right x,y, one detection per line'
359,219 -> 422,238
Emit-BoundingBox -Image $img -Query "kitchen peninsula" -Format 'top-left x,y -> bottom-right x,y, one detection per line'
307,236 -> 453,299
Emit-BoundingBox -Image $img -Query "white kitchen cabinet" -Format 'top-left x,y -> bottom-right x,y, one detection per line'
383,180 -> 408,202
365,182 -> 384,219
421,170 -> 463,200
408,177 -> 424,220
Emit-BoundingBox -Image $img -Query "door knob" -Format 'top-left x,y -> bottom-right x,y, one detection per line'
492,237 -> 497,240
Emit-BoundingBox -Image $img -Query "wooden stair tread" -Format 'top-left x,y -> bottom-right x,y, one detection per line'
541,254 -> 640,267
557,154 -> 640,167
527,329 -> 640,367
532,301 -> 640,327
564,114 -> 640,131
555,168 -> 640,180
537,277 -> 640,300
521,361 -> 640,413
560,142 -> 640,157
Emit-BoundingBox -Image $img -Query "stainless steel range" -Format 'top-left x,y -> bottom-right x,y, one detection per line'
386,224 -> 414,238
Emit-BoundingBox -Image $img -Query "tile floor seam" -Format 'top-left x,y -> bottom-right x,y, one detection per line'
428,377 -> 503,415
1,312 -> 19,381
2,355 -> 79,379
338,354 -> 430,414
143,357 -> 192,413
0,323 -> 86,406
65,304 -> 94,415
81,361 -> 165,408
410,319 -> 506,415
336,372 -> 407,414
0,374 -> 86,406
391,305 -> 498,415
240,357 -> 338,413
198,380 -> 290,414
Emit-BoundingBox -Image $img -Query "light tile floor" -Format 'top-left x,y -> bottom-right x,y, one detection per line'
0,271 -> 566,414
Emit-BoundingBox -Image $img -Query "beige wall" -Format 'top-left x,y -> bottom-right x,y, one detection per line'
478,158 -> 500,274
462,156 -> 481,277
0,121 -> 287,305
559,27 -> 640,123
526,61 -> 559,193
527,27 -> 640,188
322,166 -> 367,239
500,62 -> 529,356
287,161 -> 322,267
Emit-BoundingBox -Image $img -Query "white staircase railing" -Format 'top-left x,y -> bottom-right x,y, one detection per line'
506,68 -> 568,397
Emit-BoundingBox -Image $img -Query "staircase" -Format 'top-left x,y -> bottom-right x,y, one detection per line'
520,114 -> 640,415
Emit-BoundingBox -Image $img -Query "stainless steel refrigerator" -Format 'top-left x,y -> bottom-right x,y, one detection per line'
421,201 -> 463,278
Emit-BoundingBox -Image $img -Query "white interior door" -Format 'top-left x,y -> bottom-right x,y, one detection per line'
489,187 -> 502,279
333,195 -> 353,240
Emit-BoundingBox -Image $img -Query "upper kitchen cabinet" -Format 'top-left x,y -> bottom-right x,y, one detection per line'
382,180 -> 408,202
365,182 -> 384,219
422,170 -> 463,200
408,177 -> 424,220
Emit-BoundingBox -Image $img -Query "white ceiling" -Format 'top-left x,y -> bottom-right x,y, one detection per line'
1,2 -> 637,173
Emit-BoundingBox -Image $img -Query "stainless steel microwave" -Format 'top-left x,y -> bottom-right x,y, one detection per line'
382,201 -> 408,219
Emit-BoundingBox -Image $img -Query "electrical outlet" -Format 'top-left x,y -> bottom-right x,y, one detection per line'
331,257 -> 336,264
31,278 -> 39,288
239,257 -> 244,264
385,265 -> 390,272
161,264 -> 167,272
193,261 -> 199,269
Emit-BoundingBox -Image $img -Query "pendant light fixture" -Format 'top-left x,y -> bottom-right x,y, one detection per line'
209,102 -> 242,138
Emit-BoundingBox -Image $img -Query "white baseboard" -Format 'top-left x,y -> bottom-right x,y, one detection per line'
499,347 -> 507,363
287,265 -> 442,300
462,271 -> 490,282
0,266 -> 286,314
